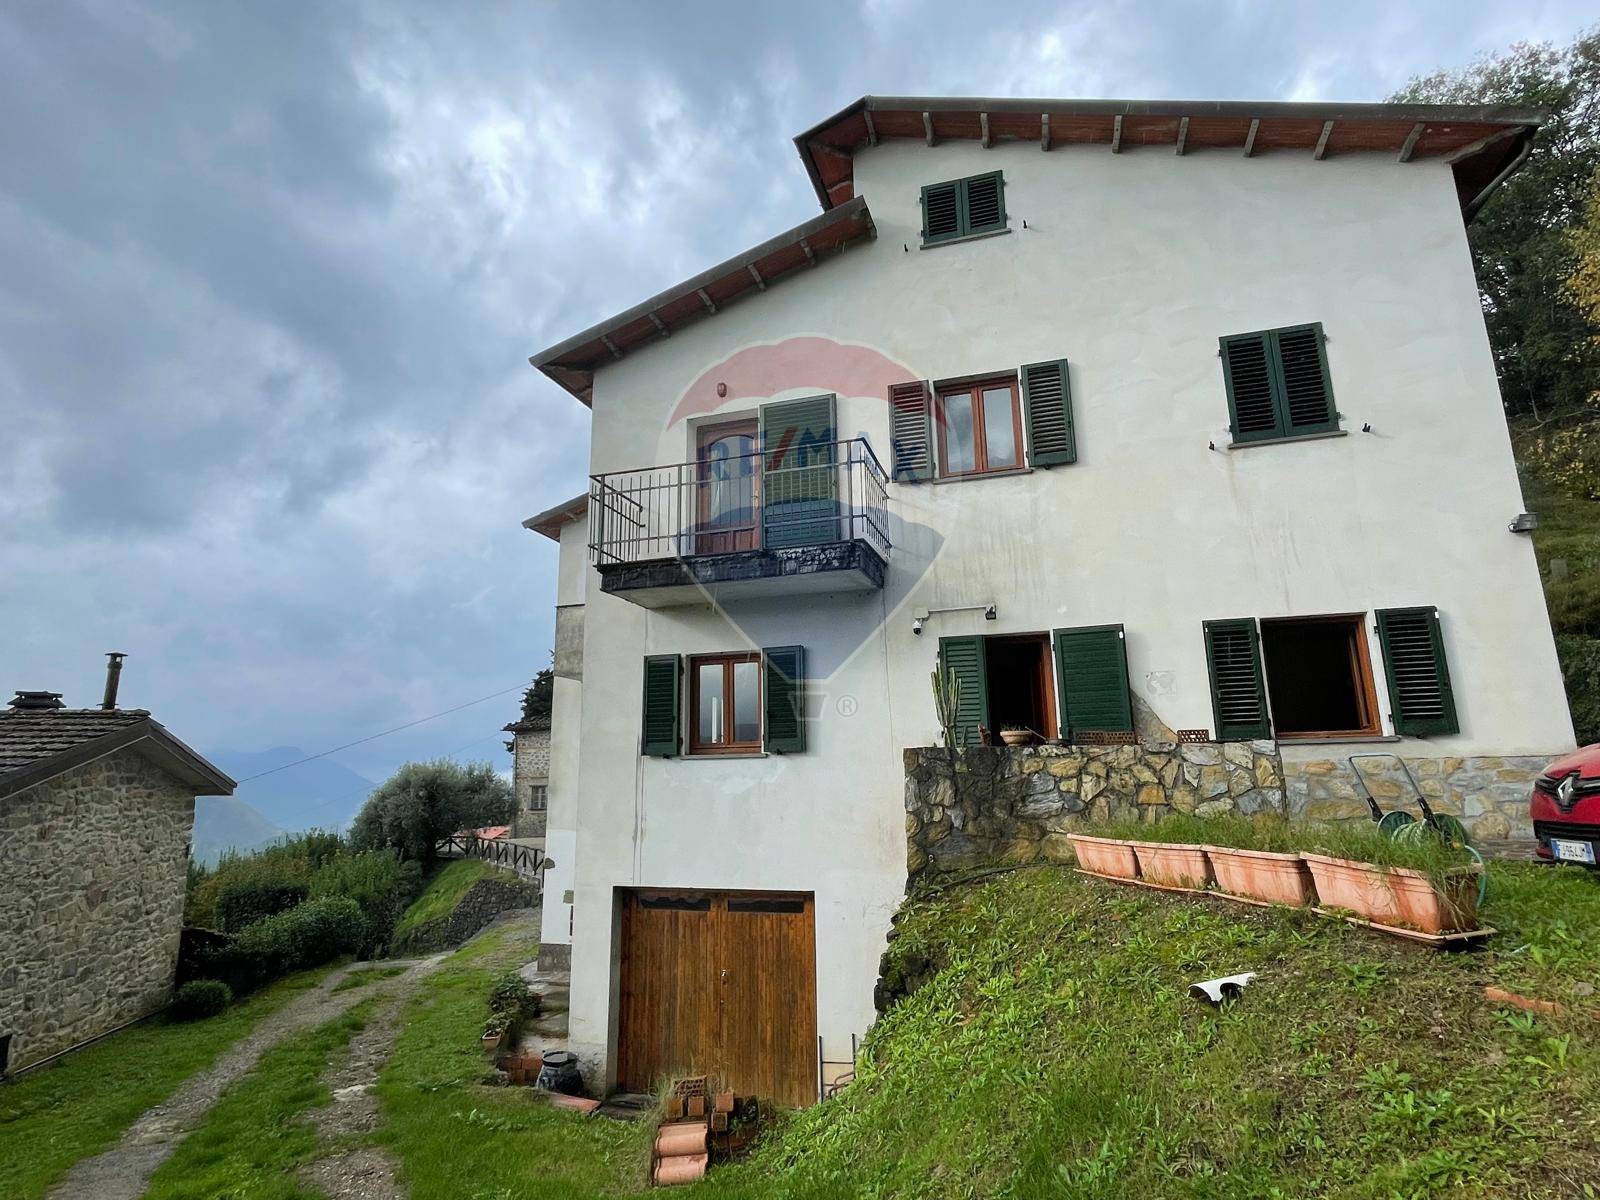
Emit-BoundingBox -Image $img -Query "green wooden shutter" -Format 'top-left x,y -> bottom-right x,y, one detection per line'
889,380 -> 934,482
760,394 -> 837,549
1021,359 -> 1076,467
1273,324 -> 1338,435
937,635 -> 989,748
1203,619 -> 1271,740
762,645 -> 806,754
921,181 -> 961,243
641,655 -> 681,757
962,171 -> 1006,236
1220,332 -> 1281,442
1376,606 -> 1459,736
1052,625 -> 1132,739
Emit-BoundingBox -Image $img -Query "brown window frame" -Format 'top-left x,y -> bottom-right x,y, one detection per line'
935,375 -> 1024,478
688,651 -> 763,755
1259,613 -> 1382,740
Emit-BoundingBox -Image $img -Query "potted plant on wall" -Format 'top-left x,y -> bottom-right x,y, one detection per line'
999,725 -> 1034,747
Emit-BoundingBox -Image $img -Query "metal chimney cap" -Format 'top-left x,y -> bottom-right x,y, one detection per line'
9,690 -> 65,711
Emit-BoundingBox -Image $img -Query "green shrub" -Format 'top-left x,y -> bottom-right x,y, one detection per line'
216,878 -> 309,933
171,979 -> 233,1021
487,970 -> 541,1023
185,831 -> 339,927
1556,633 -> 1600,746
232,897 -> 367,984
310,849 -> 423,955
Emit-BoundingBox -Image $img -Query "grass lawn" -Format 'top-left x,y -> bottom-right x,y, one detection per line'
377,919 -> 655,1198
141,998 -> 379,1200
331,964 -> 407,994
392,858 -> 515,945
693,862 -> 1600,1199
0,967 -> 334,1200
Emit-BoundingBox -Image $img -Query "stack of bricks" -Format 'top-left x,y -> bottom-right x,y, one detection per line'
496,1053 -> 543,1085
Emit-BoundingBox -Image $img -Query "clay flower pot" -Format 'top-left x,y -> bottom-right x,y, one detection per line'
1130,841 -> 1214,889
1066,833 -> 1141,879
1301,854 -> 1482,933
481,1030 -> 503,1052
1000,729 -> 1033,747
1205,846 -> 1316,907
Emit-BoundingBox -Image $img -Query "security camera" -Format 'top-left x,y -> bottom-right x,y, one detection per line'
984,605 -> 997,620
911,617 -> 925,636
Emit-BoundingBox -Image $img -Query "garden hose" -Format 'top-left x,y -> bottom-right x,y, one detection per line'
1387,817 -> 1488,907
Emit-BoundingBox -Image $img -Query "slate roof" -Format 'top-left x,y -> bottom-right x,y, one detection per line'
0,707 -> 235,799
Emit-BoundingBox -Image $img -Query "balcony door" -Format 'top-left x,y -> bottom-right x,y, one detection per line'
695,419 -> 759,555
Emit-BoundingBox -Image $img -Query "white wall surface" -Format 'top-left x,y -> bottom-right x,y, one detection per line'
559,137 -> 1576,1080
538,513 -> 590,952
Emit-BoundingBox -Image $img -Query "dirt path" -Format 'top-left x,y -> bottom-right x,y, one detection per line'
298,909 -> 542,1199
45,960 -> 433,1200
292,972 -> 429,1200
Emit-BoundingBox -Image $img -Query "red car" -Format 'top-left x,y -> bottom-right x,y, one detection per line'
1533,743 -> 1600,867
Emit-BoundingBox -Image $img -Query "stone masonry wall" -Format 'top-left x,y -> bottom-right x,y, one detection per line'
0,750 -> 194,1070
905,741 -> 1281,880
1282,754 -> 1547,839
905,743 -> 1550,881
511,728 -> 550,839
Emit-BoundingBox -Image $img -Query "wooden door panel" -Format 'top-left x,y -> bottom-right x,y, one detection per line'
720,895 -> 817,1106
617,894 -> 719,1093
617,890 -> 817,1106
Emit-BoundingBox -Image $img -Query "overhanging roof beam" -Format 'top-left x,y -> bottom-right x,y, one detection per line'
696,288 -> 717,315
1313,120 -> 1335,160
647,312 -> 669,338
980,112 -> 991,147
747,264 -> 766,291
1398,122 -> 1425,162
1243,118 -> 1260,157
1111,114 -> 1123,154
864,109 -> 878,146
1175,116 -> 1189,156
1040,112 -> 1050,150
922,111 -> 935,146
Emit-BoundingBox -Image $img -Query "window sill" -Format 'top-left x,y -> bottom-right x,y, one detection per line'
1278,734 -> 1400,746
930,466 -> 1034,486
679,751 -> 770,761
1227,430 -> 1348,451
919,227 -> 1013,251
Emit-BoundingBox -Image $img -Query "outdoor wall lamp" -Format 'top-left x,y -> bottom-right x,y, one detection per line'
912,603 -> 998,635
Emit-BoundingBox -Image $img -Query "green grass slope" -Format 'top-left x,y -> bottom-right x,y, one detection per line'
391,858 -> 513,946
699,865 -> 1600,1200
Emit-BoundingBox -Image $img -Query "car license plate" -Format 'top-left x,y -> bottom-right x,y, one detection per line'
1551,838 -> 1597,865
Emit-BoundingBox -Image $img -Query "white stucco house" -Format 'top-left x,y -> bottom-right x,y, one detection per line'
521,96 -> 1575,1105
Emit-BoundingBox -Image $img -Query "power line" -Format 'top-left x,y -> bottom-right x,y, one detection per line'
233,684 -> 525,784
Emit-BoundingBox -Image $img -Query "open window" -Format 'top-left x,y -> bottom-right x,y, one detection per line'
1258,615 -> 1381,739
984,634 -> 1055,739
937,627 -> 1132,746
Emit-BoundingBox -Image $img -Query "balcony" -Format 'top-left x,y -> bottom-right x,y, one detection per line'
589,437 -> 889,608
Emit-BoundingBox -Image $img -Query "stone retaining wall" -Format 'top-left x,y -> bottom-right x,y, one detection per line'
1282,754 -> 1547,839
392,874 -> 540,955
0,750 -> 193,1070
905,743 -> 1552,880
905,742 -> 1281,880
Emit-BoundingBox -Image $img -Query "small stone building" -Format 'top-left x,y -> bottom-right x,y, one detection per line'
503,715 -> 551,838
0,691 -> 233,1075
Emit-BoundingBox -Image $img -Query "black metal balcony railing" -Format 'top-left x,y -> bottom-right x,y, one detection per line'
588,437 -> 890,567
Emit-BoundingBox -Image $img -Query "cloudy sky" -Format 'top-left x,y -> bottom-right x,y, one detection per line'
1,0 -> 1592,785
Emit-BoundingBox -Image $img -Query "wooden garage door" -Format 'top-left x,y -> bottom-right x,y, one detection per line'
618,890 -> 817,1107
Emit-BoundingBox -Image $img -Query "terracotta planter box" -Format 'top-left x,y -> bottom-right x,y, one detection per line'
1067,834 -> 1140,879
1131,841 -> 1214,889
1301,854 -> 1482,933
1205,846 -> 1315,907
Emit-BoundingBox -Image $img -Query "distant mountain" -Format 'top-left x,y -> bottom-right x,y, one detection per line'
192,796 -> 285,865
209,748 -> 377,834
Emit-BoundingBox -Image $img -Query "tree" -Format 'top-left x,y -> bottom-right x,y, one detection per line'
1570,165 -> 1600,327
1391,27 -> 1600,421
520,667 -> 554,723
349,760 -> 514,861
